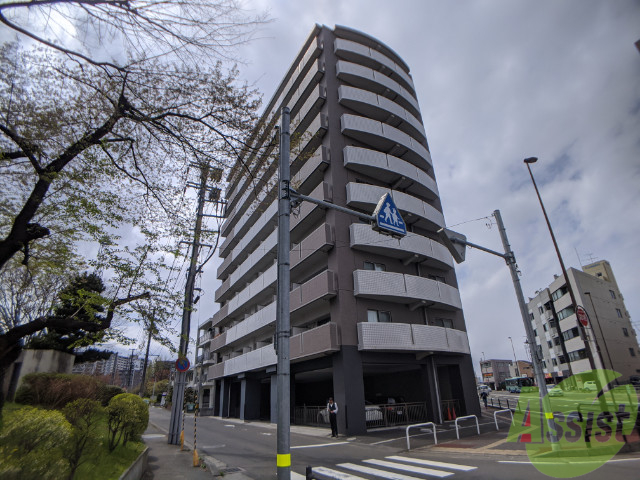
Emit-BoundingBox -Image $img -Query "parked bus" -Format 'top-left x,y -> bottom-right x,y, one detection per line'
505,376 -> 535,393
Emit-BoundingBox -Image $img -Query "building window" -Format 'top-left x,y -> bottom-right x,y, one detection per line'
568,349 -> 588,362
558,355 -> 566,364
367,310 -> 391,323
562,327 -> 580,341
547,340 -> 553,348
554,337 -> 561,346
551,285 -> 568,301
630,348 -> 636,357
538,306 -> 544,314
428,274 -> 446,283
364,261 -> 386,271
616,308 -> 623,318
529,313 -> 535,320
552,358 -> 558,366
433,318 -> 454,328
623,327 -> 629,337
542,361 -> 547,368
533,328 -> 537,337
557,306 -> 575,320
543,324 -> 548,332
609,290 -> 616,299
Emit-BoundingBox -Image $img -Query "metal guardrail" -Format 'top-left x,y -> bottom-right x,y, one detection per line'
493,409 -> 514,430
406,422 -> 436,450
454,414 -> 479,440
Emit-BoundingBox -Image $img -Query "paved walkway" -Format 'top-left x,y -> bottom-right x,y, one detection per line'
142,406 -> 640,479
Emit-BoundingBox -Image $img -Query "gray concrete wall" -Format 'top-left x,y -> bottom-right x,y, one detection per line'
3,349 -> 75,400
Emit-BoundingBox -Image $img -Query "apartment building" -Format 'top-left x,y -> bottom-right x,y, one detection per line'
196,25 -> 478,434
527,260 -> 639,383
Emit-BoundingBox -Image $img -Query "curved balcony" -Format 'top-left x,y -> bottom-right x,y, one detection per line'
346,182 -> 444,232
357,322 -> 470,354
339,86 -> 426,144
334,25 -> 410,75
334,37 -> 415,95
353,270 -> 462,311
349,223 -> 452,269
341,114 -> 431,171
343,146 -> 437,201
336,61 -> 420,119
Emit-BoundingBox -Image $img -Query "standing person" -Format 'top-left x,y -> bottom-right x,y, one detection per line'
327,397 -> 338,437
480,390 -> 488,408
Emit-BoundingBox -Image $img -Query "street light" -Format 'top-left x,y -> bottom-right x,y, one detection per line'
508,336 -> 519,376
524,157 -> 597,372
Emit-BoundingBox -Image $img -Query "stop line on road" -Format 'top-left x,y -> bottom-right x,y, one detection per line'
293,455 -> 477,479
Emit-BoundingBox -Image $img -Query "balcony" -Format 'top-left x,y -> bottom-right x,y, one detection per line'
346,182 -> 444,232
341,114 -> 430,171
353,270 -> 462,311
290,270 -> 338,315
336,61 -> 420,118
357,322 -> 470,354
343,146 -> 436,201
208,322 -> 340,380
334,37 -> 415,94
339,86 -> 426,144
349,223 -> 452,269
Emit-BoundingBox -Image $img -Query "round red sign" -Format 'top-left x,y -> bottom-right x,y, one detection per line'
576,306 -> 589,327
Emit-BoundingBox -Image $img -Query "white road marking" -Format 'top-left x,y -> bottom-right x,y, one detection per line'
311,466 -> 368,479
291,473 -> 307,480
261,432 -> 272,436
364,459 -> 454,478
141,434 -> 165,439
339,462 -> 425,479
224,424 -> 235,427
291,441 -> 349,449
499,457 -> 640,465
200,444 -> 225,449
386,456 -> 477,471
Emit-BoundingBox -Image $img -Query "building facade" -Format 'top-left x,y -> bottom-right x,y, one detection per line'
508,360 -> 533,379
479,359 -> 512,390
527,260 -> 639,384
196,25 -> 478,434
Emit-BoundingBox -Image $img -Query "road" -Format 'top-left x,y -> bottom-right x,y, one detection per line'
149,406 -> 640,479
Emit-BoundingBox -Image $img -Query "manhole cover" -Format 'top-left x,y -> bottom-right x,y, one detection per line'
220,467 -> 242,474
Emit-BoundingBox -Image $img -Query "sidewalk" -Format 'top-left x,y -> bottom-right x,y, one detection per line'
142,420 -> 252,480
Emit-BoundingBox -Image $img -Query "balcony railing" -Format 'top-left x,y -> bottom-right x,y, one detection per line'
357,322 -> 470,354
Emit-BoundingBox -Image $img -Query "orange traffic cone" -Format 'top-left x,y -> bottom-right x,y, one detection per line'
451,406 -> 457,420
445,407 -> 451,421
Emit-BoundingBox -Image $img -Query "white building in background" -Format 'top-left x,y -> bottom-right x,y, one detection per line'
527,260 -> 639,383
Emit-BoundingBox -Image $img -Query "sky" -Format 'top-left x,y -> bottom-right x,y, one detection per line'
3,1 -> 639,376
189,0 -> 640,377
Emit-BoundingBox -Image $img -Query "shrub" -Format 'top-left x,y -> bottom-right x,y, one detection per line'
107,393 -> 149,452
63,399 -> 103,479
14,373 -> 103,409
0,406 -> 72,479
99,384 -> 124,406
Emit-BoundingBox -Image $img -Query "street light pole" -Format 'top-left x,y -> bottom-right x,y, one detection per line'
508,336 -> 519,376
438,210 -> 559,447
524,157 -> 597,371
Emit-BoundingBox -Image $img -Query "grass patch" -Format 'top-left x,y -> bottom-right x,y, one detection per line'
2,402 -> 145,480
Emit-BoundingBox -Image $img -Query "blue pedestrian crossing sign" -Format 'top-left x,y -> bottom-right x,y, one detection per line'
373,193 -> 407,237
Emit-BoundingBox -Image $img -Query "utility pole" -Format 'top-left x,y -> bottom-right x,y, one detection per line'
127,348 -> 135,389
140,316 -> 158,397
168,163 -> 210,445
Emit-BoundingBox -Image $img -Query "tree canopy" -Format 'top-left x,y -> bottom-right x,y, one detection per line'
0,0 -> 267,403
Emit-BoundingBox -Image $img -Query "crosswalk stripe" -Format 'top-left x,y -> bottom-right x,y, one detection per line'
311,466 -> 369,479
363,459 -> 454,478
385,456 -> 477,471
291,473 -> 306,480
338,462 -> 435,480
